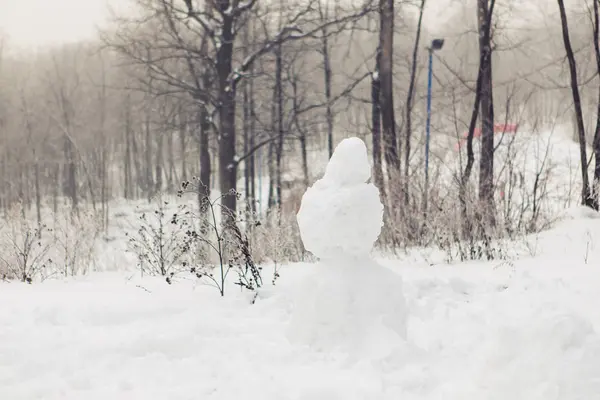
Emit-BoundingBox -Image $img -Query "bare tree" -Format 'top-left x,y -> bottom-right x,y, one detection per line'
590,0 -> 600,209
18,83 -> 46,231
477,0 -> 496,227
274,1 -> 285,209
371,52 -> 385,192
108,0 -> 375,226
557,0 -> 594,208
404,0 -> 426,206
318,0 -> 336,158
378,0 -> 400,188
46,50 -> 81,213
459,0 -> 496,237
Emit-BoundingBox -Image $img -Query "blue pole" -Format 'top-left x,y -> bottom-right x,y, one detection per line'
424,48 -> 433,215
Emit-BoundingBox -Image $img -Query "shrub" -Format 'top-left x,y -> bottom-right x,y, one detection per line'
126,193 -> 196,281
178,179 -> 263,297
0,203 -> 53,283
52,207 -> 101,276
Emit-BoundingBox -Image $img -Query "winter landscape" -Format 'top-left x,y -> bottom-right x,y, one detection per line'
2,0 -> 600,399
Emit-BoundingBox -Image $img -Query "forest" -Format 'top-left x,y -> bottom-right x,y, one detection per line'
0,0 -> 599,266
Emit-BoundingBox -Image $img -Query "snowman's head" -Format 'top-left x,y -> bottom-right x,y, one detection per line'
322,137 -> 371,186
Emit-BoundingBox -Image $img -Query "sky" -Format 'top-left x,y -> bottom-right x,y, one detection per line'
0,0 -> 457,48
0,0 -> 110,49
0,0 -> 567,51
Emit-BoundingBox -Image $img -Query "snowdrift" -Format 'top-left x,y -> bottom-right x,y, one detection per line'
1,202 -> 600,399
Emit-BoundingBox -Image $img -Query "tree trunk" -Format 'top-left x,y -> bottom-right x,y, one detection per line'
22,166 -> 27,212
0,154 -> 5,213
404,0 -> 426,206
460,0 -> 496,239
242,18 -> 253,214
180,113 -> 187,183
155,132 -> 164,194
98,69 -> 108,228
249,73 -> 257,213
243,78 -> 251,210
268,80 -> 277,210
145,113 -> 154,200
292,78 -> 310,188
53,164 -> 59,216
477,0 -> 496,227
557,0 -> 593,207
268,140 -> 276,210
319,1 -> 335,158
372,52 -> 385,194
299,128 -> 309,188
195,0 -> 213,211
124,95 -> 133,199
198,104 -> 211,203
591,0 -> 600,210
132,126 -> 142,199
34,158 -> 41,233
216,6 -> 237,223
167,128 -> 175,190
379,0 -> 400,188
124,126 -> 131,199
63,135 -> 78,211
323,37 -> 334,159
103,147 -> 109,232
267,142 -> 277,210
275,42 -> 284,209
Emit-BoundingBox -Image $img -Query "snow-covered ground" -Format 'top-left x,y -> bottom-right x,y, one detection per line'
1,210 -> 600,399
2,131 -> 600,399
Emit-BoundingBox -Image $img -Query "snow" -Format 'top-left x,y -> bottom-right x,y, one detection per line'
291,137 -> 406,356
3,224 -> 600,399
322,137 -> 372,186
296,137 -> 383,259
2,137 -> 600,398
286,259 -> 407,358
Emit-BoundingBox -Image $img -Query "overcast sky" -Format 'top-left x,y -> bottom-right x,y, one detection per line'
0,0 -> 111,49
0,0 -> 576,50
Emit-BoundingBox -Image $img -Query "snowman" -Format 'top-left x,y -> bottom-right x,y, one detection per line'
287,137 -> 407,358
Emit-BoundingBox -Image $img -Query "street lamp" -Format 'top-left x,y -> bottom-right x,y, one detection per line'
424,38 -> 444,219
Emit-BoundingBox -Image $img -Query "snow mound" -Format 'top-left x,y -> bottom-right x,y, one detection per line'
296,138 -> 383,260
3,248 -> 600,398
531,205 -> 600,264
286,259 -> 407,357
464,311 -> 600,399
561,206 -> 600,220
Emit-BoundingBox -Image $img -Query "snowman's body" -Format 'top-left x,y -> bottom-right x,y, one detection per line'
288,137 -> 407,358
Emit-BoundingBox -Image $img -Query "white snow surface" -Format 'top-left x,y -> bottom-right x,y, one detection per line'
296,137 -> 383,260
2,133 -> 600,398
286,258 -> 407,358
3,214 -> 600,399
